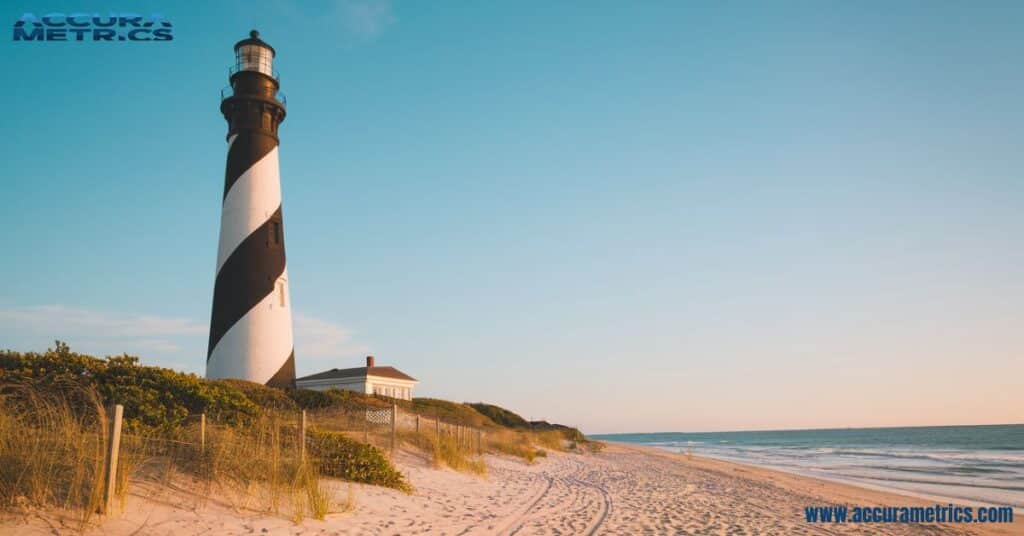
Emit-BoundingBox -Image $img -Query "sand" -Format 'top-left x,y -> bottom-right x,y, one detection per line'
3,442 -> 1020,535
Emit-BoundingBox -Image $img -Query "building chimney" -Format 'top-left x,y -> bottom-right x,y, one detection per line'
366,355 -> 375,368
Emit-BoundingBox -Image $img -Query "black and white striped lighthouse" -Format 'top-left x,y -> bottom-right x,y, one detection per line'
207,30 -> 295,388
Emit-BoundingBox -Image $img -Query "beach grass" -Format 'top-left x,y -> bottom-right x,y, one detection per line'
0,380 -> 403,525
0,381 -> 107,528
484,429 -> 544,463
398,429 -> 486,475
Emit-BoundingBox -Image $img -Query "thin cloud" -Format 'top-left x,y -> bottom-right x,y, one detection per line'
0,304 -> 205,362
293,311 -> 370,364
0,304 -> 205,339
0,304 -> 368,375
334,0 -> 395,39
268,0 -> 395,41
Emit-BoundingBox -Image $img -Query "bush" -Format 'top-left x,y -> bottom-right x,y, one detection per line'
0,343 -> 259,432
308,430 -> 410,492
289,387 -> 389,411
467,402 -> 530,428
408,398 -> 494,428
219,379 -> 298,412
529,420 -> 586,442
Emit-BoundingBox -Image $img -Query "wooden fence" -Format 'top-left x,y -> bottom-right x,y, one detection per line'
98,401 -> 484,514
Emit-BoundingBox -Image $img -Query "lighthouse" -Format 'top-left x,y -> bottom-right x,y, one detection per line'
207,30 -> 295,388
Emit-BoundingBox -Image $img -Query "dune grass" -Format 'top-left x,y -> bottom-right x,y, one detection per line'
0,381 -> 414,526
483,428 -> 546,463
0,381 -> 107,528
398,429 -> 486,475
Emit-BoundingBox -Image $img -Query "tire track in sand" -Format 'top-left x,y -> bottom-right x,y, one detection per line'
499,472 -> 554,536
502,456 -> 611,536
566,475 -> 611,536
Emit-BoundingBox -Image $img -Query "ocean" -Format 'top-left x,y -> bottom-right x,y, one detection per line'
593,424 -> 1024,509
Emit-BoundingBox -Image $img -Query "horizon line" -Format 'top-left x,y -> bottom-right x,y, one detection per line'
591,422 -> 1024,437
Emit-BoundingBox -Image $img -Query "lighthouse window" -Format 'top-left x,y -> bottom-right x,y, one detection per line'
271,221 -> 281,245
277,281 -> 286,306
236,44 -> 273,76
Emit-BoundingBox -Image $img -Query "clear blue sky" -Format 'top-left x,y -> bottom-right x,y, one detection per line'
2,1 -> 1022,433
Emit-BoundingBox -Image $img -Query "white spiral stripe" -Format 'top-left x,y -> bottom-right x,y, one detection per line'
207,267 -> 292,384
215,147 -> 281,274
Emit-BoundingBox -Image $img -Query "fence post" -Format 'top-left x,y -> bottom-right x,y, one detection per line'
102,403 -> 124,515
435,412 -> 440,437
364,409 -> 369,443
200,413 -> 206,453
416,414 -> 420,434
299,410 -> 307,462
390,404 -> 398,453
478,429 -> 483,455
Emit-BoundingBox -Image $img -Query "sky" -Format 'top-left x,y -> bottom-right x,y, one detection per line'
1,1 -> 1022,434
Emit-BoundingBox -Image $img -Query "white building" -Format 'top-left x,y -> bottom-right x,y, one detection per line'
295,356 -> 418,400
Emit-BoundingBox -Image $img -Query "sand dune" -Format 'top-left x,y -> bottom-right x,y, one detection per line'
4,442 -> 1019,535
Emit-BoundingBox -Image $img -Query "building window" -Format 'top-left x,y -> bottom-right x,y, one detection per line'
271,221 -> 281,245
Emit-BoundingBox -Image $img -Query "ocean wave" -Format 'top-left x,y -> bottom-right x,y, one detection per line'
829,472 -> 1024,494
693,445 -> 1024,466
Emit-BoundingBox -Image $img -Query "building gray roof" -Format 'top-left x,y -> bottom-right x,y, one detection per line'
296,365 -> 417,383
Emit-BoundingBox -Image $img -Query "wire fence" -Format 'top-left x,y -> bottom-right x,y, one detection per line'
93,396 -> 486,513
305,402 -> 485,454
2,381 -> 494,523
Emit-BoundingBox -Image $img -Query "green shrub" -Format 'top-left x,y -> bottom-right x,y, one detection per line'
289,387 -> 389,411
219,379 -> 298,412
528,420 -> 586,442
463,403 -> 587,447
408,398 -> 495,428
0,343 -> 259,432
467,402 -> 530,428
308,430 -> 410,492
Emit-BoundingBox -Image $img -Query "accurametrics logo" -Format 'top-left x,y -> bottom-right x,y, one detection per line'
13,13 -> 173,42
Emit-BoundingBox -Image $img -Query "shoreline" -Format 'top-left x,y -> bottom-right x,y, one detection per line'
615,441 -> 1024,515
4,440 -> 1020,535
615,441 -> 1023,511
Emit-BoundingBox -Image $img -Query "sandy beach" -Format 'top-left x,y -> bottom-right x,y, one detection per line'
4,441 -> 1018,535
